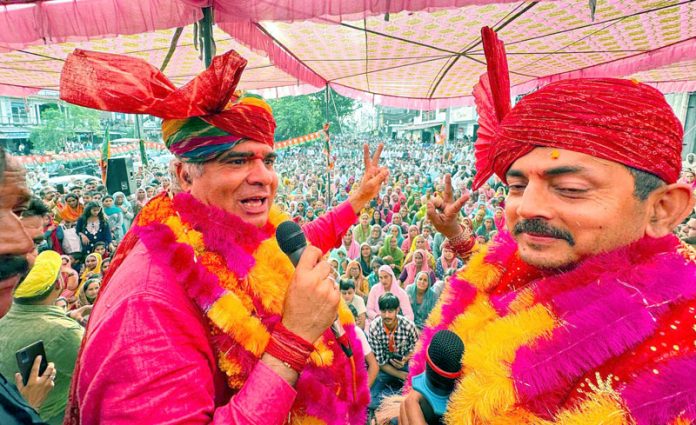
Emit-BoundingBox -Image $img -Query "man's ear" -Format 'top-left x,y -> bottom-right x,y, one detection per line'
645,183 -> 696,238
173,161 -> 192,192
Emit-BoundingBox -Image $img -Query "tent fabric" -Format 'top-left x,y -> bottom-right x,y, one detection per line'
0,0 -> 693,109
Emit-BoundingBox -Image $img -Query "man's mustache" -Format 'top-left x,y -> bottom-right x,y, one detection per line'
513,219 -> 576,246
0,255 -> 30,281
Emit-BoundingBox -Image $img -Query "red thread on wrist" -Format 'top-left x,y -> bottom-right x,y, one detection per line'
265,322 -> 315,373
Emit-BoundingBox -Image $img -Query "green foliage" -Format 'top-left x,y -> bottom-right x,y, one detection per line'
29,104 -> 102,152
268,88 -> 356,141
29,108 -> 67,152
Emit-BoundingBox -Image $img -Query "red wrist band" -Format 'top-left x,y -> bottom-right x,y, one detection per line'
265,322 -> 315,373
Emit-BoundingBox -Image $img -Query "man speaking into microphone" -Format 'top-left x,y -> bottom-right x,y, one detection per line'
59,49 -> 388,425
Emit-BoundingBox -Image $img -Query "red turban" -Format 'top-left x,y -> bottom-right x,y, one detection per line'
60,49 -> 275,153
472,27 -> 683,190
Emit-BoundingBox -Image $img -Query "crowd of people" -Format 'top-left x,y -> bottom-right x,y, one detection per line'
2,127 -> 693,424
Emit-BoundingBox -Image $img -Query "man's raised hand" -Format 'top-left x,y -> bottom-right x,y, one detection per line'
426,174 -> 469,239
348,143 -> 390,213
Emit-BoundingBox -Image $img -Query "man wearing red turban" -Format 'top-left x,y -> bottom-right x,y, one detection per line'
60,49 -> 389,425
395,27 -> 696,424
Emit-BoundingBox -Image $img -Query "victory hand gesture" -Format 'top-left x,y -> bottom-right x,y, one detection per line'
348,143 -> 390,213
426,174 -> 469,239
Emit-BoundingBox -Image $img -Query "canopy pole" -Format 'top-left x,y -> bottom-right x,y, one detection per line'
199,7 -> 214,68
324,85 -> 332,206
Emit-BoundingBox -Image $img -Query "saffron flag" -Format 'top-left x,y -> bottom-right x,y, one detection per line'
436,124 -> 447,145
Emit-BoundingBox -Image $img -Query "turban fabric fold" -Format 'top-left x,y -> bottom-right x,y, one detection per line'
60,49 -> 275,161
14,250 -> 61,300
471,27 -> 683,190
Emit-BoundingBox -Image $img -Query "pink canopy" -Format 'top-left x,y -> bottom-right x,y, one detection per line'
0,0 -> 693,108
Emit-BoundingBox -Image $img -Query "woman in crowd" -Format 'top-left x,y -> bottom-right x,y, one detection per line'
366,265 -> 414,327
435,241 -> 463,281
359,243 -> 374,278
493,206 -> 506,231
387,224 -> 404,247
342,260 -> 370,300
59,255 -> 80,310
366,225 -> 384,254
367,257 -> 385,289
400,249 -> 436,287
378,235 -> 405,275
76,201 -> 112,255
102,195 -> 124,242
113,191 -> 134,232
55,193 -> 83,223
400,225 -> 420,252
370,209 -> 387,228
403,235 -> 435,268
405,272 -> 438,330
79,253 -> 102,287
476,217 -> 497,243
338,228 -> 360,260
132,187 -> 149,216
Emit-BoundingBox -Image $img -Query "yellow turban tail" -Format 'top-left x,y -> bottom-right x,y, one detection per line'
14,250 -> 62,299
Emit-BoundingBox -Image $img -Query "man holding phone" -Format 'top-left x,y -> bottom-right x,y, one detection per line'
367,293 -> 419,409
0,250 -> 83,424
0,146 -> 55,423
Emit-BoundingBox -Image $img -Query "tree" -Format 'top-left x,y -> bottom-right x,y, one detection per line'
29,108 -> 68,153
29,104 -> 102,153
268,88 -> 356,141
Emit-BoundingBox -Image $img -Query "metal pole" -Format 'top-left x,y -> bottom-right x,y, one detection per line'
324,85 -> 332,206
199,7 -> 214,68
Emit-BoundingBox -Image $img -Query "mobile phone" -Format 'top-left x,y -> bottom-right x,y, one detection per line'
56,183 -> 65,194
390,352 -> 404,361
15,341 -> 47,386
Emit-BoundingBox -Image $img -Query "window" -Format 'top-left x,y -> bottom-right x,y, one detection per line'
11,101 -> 27,124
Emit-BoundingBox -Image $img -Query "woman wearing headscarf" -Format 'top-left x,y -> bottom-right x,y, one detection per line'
79,252 -> 102,287
102,195 -> 124,242
55,193 -> 83,223
76,201 -> 112,255
387,224 -> 404,247
366,265 -> 414,327
339,228 -> 361,260
400,249 -> 436,287
400,225 -> 420,253
353,212 -> 372,244
403,235 -> 435,268
341,260 -> 369,300
366,224 -> 384,254
113,192 -> 134,232
476,217 -> 497,242
378,235 -> 405,274
132,187 -> 149,217
493,206 -> 506,231
435,241 -> 463,281
358,243 -> 373,278
60,255 -> 80,310
405,271 -> 438,330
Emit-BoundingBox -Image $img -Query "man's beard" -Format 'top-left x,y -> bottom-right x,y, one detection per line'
0,255 -> 30,282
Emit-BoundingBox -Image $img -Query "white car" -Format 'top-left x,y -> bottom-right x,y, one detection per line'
46,174 -> 97,187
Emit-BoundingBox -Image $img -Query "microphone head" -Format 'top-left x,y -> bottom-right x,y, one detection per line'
412,330 -> 465,417
425,330 -> 464,392
276,220 -> 307,256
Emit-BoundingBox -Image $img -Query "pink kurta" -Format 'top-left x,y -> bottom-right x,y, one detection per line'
76,201 -> 357,424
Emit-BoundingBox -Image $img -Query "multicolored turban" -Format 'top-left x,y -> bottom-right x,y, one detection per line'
60,49 -> 275,162
14,250 -> 61,300
471,27 -> 683,190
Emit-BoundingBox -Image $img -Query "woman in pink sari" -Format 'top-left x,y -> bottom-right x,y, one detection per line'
399,249 -> 436,287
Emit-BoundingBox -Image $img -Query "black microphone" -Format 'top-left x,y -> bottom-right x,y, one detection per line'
412,329 -> 465,424
276,221 -> 353,357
